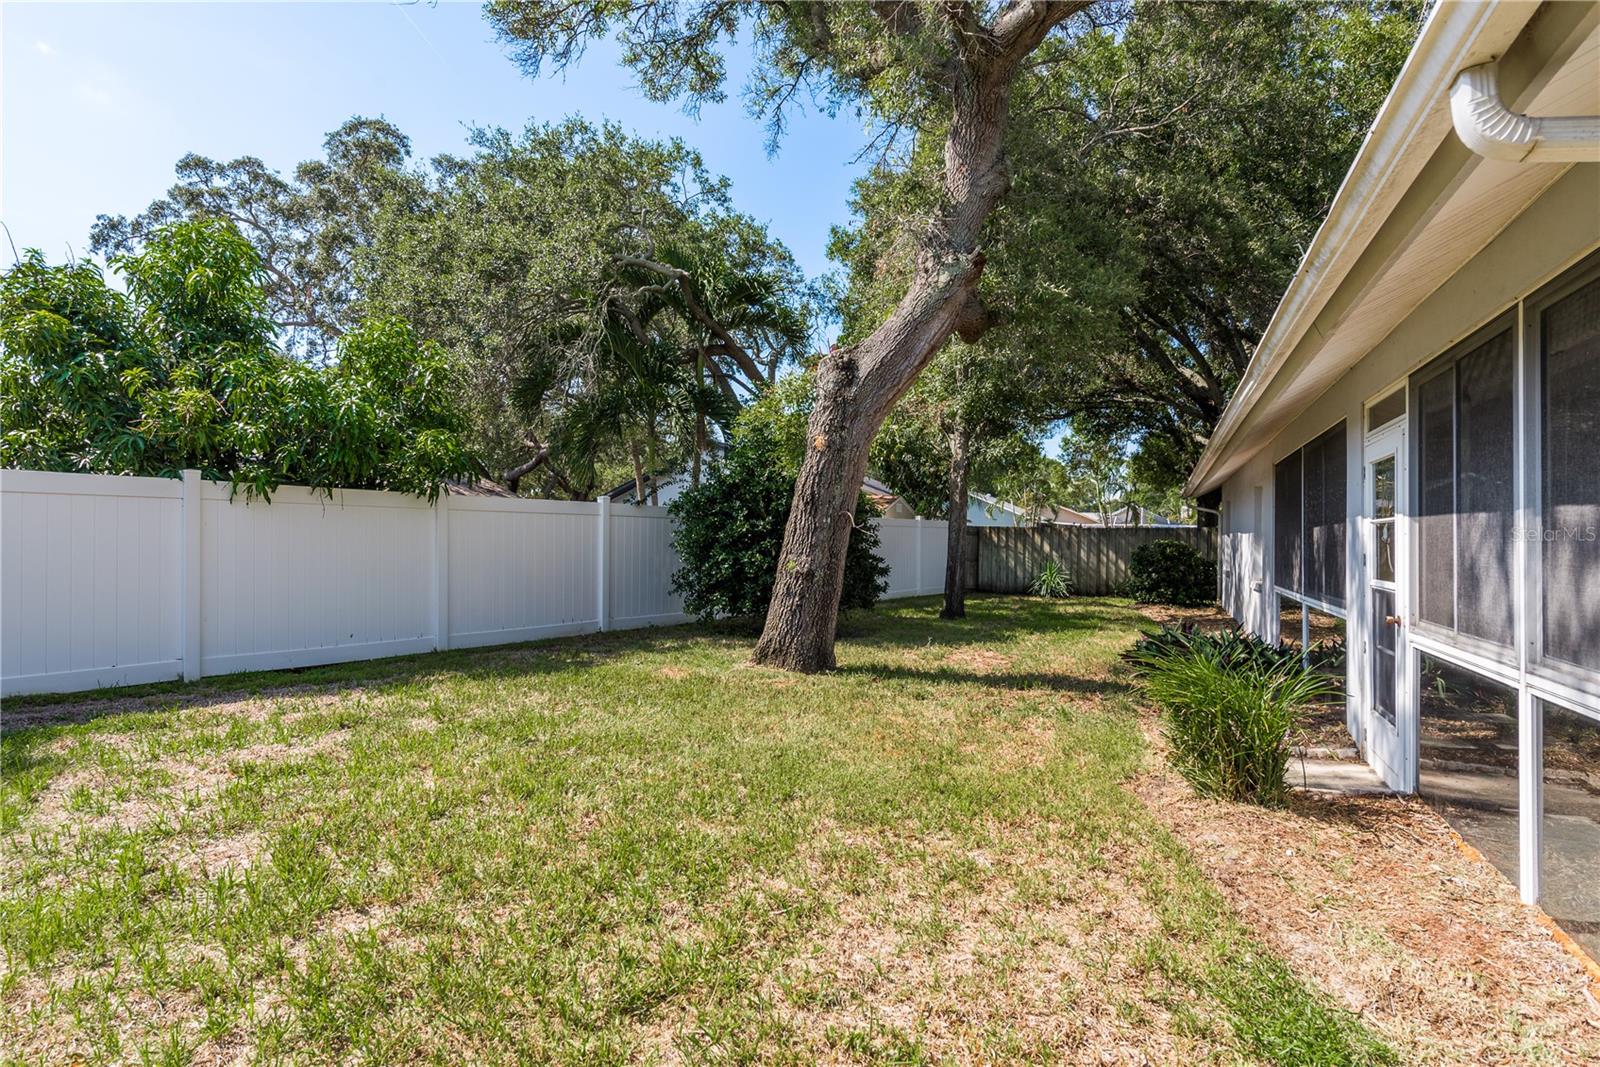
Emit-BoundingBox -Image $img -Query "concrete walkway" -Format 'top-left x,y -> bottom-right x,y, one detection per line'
1287,757 -> 1394,795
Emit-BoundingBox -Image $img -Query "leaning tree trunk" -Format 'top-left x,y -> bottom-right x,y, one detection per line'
942,420 -> 972,619
753,6 -> 1073,671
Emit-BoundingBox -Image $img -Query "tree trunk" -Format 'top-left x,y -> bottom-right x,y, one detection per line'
751,353 -> 876,671
692,413 -> 704,489
630,440 -> 646,506
751,5 -> 1077,671
941,421 -> 971,619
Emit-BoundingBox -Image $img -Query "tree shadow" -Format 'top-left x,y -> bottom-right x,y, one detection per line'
2,594 -> 1147,736
832,661 -> 1135,699
0,623 -> 720,736
838,594 -> 1144,652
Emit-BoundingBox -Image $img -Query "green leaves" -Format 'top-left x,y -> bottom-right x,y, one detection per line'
1124,540 -> 1217,607
669,431 -> 889,623
1130,629 -> 1336,806
1,220 -> 479,499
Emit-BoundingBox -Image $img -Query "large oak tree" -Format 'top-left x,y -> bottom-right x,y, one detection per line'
487,0 -> 1102,670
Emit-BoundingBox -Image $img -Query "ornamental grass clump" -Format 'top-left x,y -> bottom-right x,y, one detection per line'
1029,559 -> 1073,598
1131,636 -> 1335,806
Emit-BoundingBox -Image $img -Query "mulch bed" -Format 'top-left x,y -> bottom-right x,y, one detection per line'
1136,768 -> 1600,1064
1128,604 -> 1600,1062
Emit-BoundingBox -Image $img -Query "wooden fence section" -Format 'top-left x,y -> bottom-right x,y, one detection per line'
972,525 -> 1218,596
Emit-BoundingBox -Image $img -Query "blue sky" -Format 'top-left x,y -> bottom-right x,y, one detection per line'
1,1 -> 872,283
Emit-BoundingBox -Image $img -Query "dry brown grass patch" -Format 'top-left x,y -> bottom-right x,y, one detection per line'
764,824 -> 1229,1063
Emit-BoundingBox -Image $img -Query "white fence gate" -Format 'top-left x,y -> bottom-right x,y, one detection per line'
0,470 -> 949,696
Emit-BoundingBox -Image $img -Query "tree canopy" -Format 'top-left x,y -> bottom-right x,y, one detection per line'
90,116 -> 819,499
830,0 -> 1421,520
1011,0 -> 1421,490
2,219 -> 477,499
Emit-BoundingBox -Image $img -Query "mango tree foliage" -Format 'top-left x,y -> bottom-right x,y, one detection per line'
91,117 -> 814,498
1,219 -> 477,500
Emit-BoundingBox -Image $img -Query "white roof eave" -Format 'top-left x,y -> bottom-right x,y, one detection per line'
1184,0 -> 1539,498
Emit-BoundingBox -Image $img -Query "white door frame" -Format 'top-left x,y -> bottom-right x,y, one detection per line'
1363,420 -> 1412,790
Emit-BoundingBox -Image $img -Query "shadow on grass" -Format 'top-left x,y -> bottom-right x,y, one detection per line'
838,594 -> 1143,650
0,623 -> 728,735
833,661 -> 1135,698
2,594 -> 1145,736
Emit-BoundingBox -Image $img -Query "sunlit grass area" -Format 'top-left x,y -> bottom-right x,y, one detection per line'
1,596 -> 1391,1066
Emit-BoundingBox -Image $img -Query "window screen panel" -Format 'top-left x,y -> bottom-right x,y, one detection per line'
1303,433 -> 1327,598
1320,423 -> 1347,605
1542,277 -> 1600,672
1419,655 -> 1519,884
1418,369 -> 1455,629
1455,332 -> 1515,647
1541,703 -> 1600,960
1274,452 -> 1302,592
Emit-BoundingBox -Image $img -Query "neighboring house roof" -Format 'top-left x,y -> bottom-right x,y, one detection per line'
607,470 -> 921,516
604,474 -> 676,502
1186,0 -> 1596,497
1044,506 -> 1101,525
860,476 -> 903,516
1060,506 -> 1181,527
968,490 -> 1030,520
447,477 -> 517,498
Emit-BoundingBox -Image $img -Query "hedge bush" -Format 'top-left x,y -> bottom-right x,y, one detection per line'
669,432 -> 890,624
1124,539 -> 1217,606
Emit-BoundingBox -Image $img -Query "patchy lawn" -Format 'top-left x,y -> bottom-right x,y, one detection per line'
0,596 -> 1581,1065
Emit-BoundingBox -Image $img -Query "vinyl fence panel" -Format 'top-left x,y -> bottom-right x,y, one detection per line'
2,468 -> 952,695
447,496 -> 600,649
606,505 -> 691,630
199,482 -> 436,675
1,471 -> 183,694
877,518 -> 946,598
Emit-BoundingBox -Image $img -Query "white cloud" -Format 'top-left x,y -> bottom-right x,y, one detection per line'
33,41 -> 57,57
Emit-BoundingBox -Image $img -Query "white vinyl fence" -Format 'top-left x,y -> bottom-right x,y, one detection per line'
1,469 -> 948,696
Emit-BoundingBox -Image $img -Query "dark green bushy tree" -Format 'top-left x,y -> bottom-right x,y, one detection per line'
1125,540 -> 1217,607
1,218 -> 477,499
669,426 -> 888,624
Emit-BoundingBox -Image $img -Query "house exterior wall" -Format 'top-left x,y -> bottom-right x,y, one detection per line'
966,496 -> 1028,527
1218,163 -> 1599,681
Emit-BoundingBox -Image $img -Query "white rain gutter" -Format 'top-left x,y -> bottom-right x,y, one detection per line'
1182,0 -> 1528,499
1450,61 -> 1600,162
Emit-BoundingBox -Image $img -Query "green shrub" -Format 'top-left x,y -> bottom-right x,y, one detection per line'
1125,625 -> 1300,673
669,431 -> 890,624
1130,634 -> 1334,805
1029,559 -> 1073,598
1124,539 -> 1217,607
0,220 -> 479,499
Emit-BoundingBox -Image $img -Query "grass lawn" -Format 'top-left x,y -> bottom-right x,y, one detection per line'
1,596 -> 1394,1066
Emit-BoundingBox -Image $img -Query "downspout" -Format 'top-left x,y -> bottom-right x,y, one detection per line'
1449,62 -> 1600,162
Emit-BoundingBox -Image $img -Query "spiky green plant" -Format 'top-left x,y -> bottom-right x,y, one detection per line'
1029,560 -> 1073,598
1131,639 -> 1335,805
